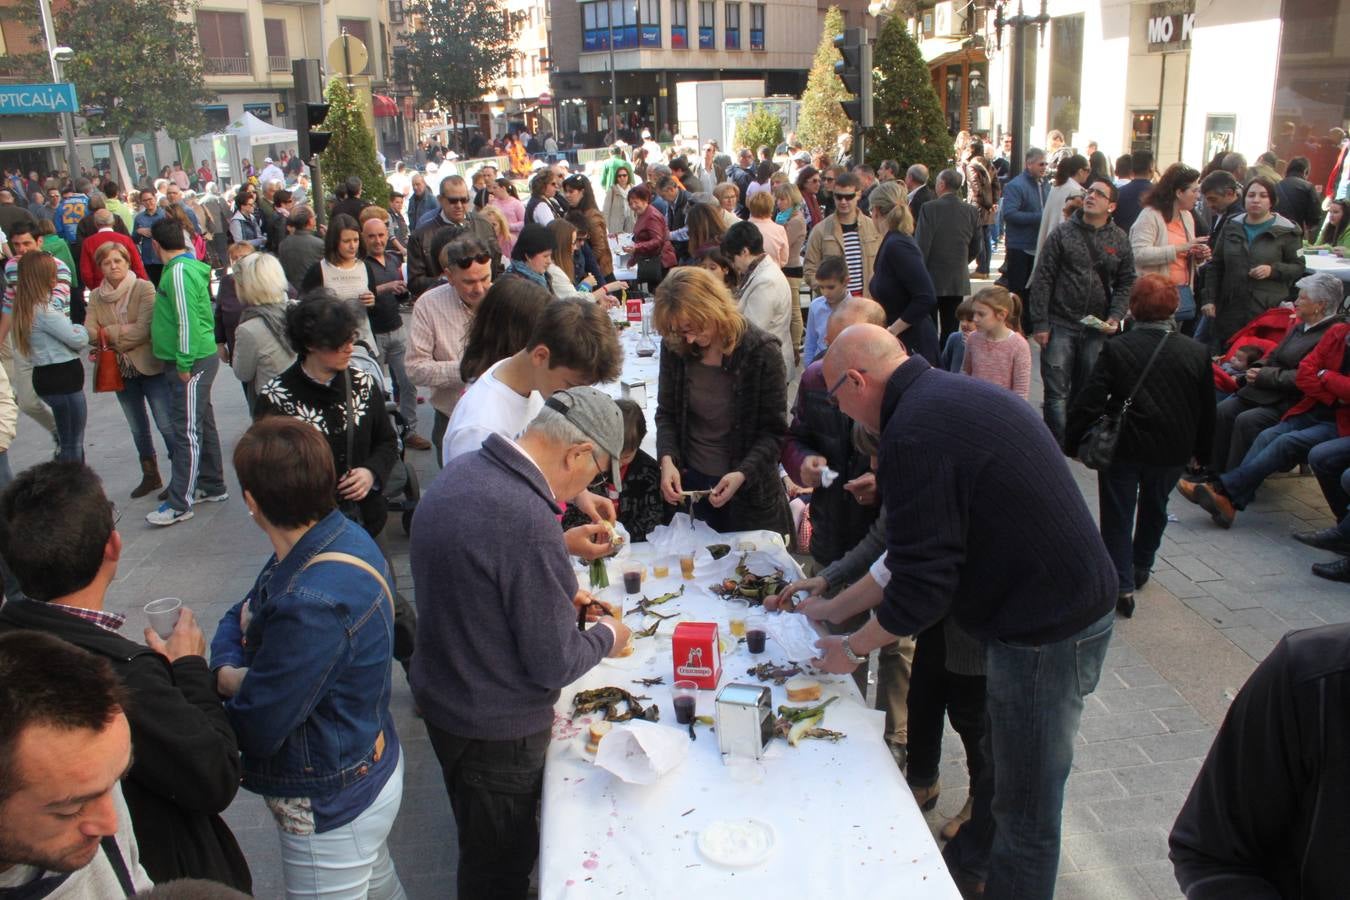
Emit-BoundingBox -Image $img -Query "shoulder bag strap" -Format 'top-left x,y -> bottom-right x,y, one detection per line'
99,835 -> 136,897
303,551 -> 395,618
1120,331 -> 1171,413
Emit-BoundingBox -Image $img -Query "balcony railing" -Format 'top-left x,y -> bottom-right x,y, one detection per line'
204,56 -> 250,75
268,55 -> 290,72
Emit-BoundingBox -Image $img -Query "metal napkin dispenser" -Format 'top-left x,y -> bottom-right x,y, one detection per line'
715,683 -> 774,760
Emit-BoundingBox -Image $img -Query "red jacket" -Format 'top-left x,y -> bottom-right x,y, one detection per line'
1289,322 -> 1350,435
630,203 -> 676,268
80,229 -> 149,289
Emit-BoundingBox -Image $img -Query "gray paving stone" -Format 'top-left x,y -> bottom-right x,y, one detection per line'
1150,569 -> 1211,600
1071,739 -> 1151,773
1064,769 -> 1128,802
1061,827 -> 1173,870
1054,864 -> 1160,900
1165,555 -> 1223,583
1178,593 -> 1235,626
1113,665 -> 1168,690
1133,729 -> 1217,764
1097,685 -> 1189,715
1135,858 -> 1185,899
1111,759 -> 1202,797
1153,705 -> 1213,734
1221,625 -> 1278,661
1088,791 -> 1189,832
1079,711 -> 1169,744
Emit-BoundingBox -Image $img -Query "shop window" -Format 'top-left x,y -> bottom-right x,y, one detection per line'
672,0 -> 689,48
582,1 -> 610,52
749,3 -> 764,50
1131,110 -> 1157,157
1048,14 -> 1083,142
1269,0 -> 1348,188
725,2 -> 740,49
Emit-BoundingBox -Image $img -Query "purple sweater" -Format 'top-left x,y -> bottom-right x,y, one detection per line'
409,433 -> 614,739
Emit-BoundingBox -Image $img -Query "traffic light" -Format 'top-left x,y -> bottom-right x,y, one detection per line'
834,27 -> 874,128
297,102 -> 331,164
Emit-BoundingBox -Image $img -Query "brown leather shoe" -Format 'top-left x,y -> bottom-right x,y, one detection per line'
910,782 -> 940,811
1176,479 -> 1202,504
1193,482 -> 1236,528
405,434 -> 432,451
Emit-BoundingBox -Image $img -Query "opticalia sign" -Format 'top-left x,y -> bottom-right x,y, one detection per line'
0,83 -> 79,116
1147,1 -> 1195,52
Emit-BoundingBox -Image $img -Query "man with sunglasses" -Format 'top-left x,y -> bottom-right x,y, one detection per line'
1001,146 -> 1052,322
407,174 -> 501,298
408,236 -> 495,463
1028,176 -> 1136,447
804,171 -> 881,299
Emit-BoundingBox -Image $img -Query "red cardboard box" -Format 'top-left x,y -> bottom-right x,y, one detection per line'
626,297 -> 642,322
672,622 -> 722,690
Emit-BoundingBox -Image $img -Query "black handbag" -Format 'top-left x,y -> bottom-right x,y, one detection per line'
1078,331 -> 1170,471
635,255 -> 664,286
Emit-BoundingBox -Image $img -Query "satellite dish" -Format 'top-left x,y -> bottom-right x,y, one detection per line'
327,34 -> 369,77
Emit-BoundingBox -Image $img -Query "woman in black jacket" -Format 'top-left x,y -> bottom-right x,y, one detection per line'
653,266 -> 791,534
1066,275 -> 1216,617
865,181 -> 939,365
254,291 -> 399,537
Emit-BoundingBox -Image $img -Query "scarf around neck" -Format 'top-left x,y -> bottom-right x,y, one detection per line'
94,274 -> 138,323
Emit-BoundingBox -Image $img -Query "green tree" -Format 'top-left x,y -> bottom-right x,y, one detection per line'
319,79 -> 390,208
796,6 -> 851,154
734,107 -> 785,155
403,0 -> 521,151
863,15 -> 952,175
13,0 -> 212,139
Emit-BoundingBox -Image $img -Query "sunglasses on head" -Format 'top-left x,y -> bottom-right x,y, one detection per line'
453,253 -> 493,268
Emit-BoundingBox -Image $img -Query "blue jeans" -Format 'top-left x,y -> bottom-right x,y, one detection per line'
946,611 -> 1114,897
1308,436 -> 1350,535
116,372 -> 175,460
1219,413 -> 1338,509
40,390 -> 86,462
1098,463 -> 1183,594
1040,326 -> 1105,448
376,326 -> 417,431
975,224 -> 992,273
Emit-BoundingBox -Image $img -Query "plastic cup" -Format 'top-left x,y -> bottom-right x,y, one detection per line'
622,562 -> 644,595
652,559 -> 671,579
144,597 -> 182,639
673,680 -> 698,724
727,599 -> 749,638
746,612 -> 767,654
679,553 -> 696,580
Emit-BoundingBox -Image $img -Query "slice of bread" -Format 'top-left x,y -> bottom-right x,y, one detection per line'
585,720 -> 613,754
785,677 -> 821,703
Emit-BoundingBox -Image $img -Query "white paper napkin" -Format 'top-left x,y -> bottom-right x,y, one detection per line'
593,719 -> 690,784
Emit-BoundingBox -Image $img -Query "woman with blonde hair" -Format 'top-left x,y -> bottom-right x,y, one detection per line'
652,266 -> 791,534
86,240 -> 173,496
773,181 -> 807,294
866,180 -> 938,364
746,191 -> 789,267
12,252 -> 88,462
231,252 -> 297,412
478,203 -> 515,263
712,182 -> 742,229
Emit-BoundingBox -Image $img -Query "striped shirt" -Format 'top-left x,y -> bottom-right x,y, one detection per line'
841,223 -> 864,295
3,255 -> 71,315
961,329 -> 1033,400
406,282 -> 476,417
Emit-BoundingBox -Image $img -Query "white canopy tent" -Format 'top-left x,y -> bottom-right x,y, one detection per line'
223,111 -> 297,148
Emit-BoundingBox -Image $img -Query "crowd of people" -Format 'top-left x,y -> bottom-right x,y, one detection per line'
0,120 -> 1348,900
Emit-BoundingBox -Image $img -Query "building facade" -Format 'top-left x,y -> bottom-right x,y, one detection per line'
546,0 -> 874,145
910,0 -> 1349,186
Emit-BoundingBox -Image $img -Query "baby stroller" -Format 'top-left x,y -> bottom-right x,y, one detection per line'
350,343 -> 422,535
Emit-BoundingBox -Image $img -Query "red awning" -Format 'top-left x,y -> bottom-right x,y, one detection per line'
373,94 -> 398,117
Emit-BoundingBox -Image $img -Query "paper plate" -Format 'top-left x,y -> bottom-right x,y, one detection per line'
697,818 -> 776,868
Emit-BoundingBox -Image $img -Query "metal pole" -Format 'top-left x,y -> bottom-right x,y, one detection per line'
37,0 -> 79,180
318,0 -> 327,85
1010,11 -> 1025,175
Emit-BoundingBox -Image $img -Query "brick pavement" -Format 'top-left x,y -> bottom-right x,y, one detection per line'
5,312 -> 1344,899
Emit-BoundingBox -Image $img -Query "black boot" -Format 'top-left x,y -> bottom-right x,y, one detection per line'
1116,593 -> 1135,618
1293,527 -> 1350,556
1312,557 -> 1350,583
1133,566 -> 1151,590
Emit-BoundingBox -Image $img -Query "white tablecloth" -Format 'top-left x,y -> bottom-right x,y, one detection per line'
1303,252 -> 1350,282
599,311 -> 661,459
538,535 -> 959,898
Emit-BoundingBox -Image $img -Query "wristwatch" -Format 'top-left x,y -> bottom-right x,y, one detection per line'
842,634 -> 866,666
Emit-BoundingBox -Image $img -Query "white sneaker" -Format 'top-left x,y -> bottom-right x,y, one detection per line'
146,503 -> 194,527
194,489 -> 230,503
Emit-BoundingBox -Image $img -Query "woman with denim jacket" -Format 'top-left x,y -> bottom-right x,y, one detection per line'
10,251 -> 88,461
210,416 -> 406,899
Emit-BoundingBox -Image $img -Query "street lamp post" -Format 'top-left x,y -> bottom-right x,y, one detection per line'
992,0 -> 1050,174
36,0 -> 80,178
607,11 -> 618,138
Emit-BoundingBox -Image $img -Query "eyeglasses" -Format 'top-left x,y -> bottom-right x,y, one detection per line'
833,193 -> 856,202
443,195 -> 469,204
826,368 -> 866,406
1085,185 -> 1112,200
108,499 -> 122,526
453,253 -> 493,268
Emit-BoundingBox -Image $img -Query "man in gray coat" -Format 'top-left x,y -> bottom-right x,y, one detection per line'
915,169 -> 982,344
276,206 -> 324,291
